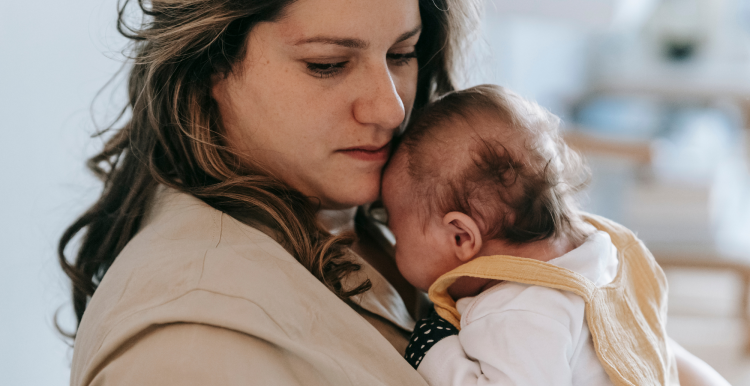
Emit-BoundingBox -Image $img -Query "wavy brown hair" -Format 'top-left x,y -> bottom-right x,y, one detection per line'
58,0 -> 480,338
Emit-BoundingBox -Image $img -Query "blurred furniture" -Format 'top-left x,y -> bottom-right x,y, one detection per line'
486,0 -> 616,28
565,130 -> 750,353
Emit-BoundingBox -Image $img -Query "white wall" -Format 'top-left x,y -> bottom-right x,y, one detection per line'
0,0 -> 125,384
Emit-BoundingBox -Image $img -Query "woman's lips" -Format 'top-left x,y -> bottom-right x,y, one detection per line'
338,142 -> 391,162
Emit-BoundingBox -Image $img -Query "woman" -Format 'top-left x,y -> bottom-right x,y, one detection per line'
58,0 -> 729,384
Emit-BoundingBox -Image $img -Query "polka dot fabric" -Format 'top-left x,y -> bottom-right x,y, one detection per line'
404,311 -> 458,369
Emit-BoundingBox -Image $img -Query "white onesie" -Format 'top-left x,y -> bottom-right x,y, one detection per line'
416,231 -> 619,386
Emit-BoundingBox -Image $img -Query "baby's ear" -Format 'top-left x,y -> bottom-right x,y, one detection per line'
442,212 -> 483,262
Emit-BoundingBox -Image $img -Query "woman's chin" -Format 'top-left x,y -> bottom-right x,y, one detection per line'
318,184 -> 380,210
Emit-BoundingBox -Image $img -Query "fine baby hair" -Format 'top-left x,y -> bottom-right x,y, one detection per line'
397,84 -> 590,245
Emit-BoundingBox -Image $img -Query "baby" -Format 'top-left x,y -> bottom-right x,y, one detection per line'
381,85 -> 678,386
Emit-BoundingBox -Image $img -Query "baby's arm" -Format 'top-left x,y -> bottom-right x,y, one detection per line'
406,285 -> 582,386
417,310 -> 575,386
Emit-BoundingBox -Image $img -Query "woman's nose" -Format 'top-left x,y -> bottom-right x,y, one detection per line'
352,64 -> 405,131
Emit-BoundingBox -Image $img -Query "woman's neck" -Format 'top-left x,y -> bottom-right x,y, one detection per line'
317,207 -> 419,319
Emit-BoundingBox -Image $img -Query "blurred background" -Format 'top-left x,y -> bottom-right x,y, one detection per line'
1,0 -> 749,384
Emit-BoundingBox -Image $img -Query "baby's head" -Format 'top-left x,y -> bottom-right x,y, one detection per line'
382,84 -> 590,291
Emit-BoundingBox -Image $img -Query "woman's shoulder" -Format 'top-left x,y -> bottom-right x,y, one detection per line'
77,189 -> 305,332
72,189 -> 424,386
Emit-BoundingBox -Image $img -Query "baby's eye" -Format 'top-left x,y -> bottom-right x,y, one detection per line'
306,61 -> 348,78
387,51 -> 417,66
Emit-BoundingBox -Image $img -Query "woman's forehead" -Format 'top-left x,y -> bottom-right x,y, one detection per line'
275,0 -> 421,46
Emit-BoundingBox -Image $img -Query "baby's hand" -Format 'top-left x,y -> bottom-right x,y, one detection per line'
404,311 -> 458,369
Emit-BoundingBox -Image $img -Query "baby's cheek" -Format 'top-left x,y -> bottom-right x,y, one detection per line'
393,249 -> 408,274
394,251 -> 420,288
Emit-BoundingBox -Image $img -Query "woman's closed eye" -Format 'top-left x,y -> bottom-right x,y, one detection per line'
387,51 -> 417,66
305,51 -> 417,79
306,61 -> 348,79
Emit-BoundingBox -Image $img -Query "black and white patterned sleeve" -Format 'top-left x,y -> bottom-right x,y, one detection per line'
404,311 -> 458,370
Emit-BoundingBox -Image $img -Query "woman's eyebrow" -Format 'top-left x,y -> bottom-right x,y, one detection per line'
396,25 -> 422,44
293,25 -> 422,49
295,36 -> 368,49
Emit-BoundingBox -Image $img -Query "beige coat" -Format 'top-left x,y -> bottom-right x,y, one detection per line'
70,189 -> 428,386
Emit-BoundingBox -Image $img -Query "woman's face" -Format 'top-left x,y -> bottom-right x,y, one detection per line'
212,0 -> 421,209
